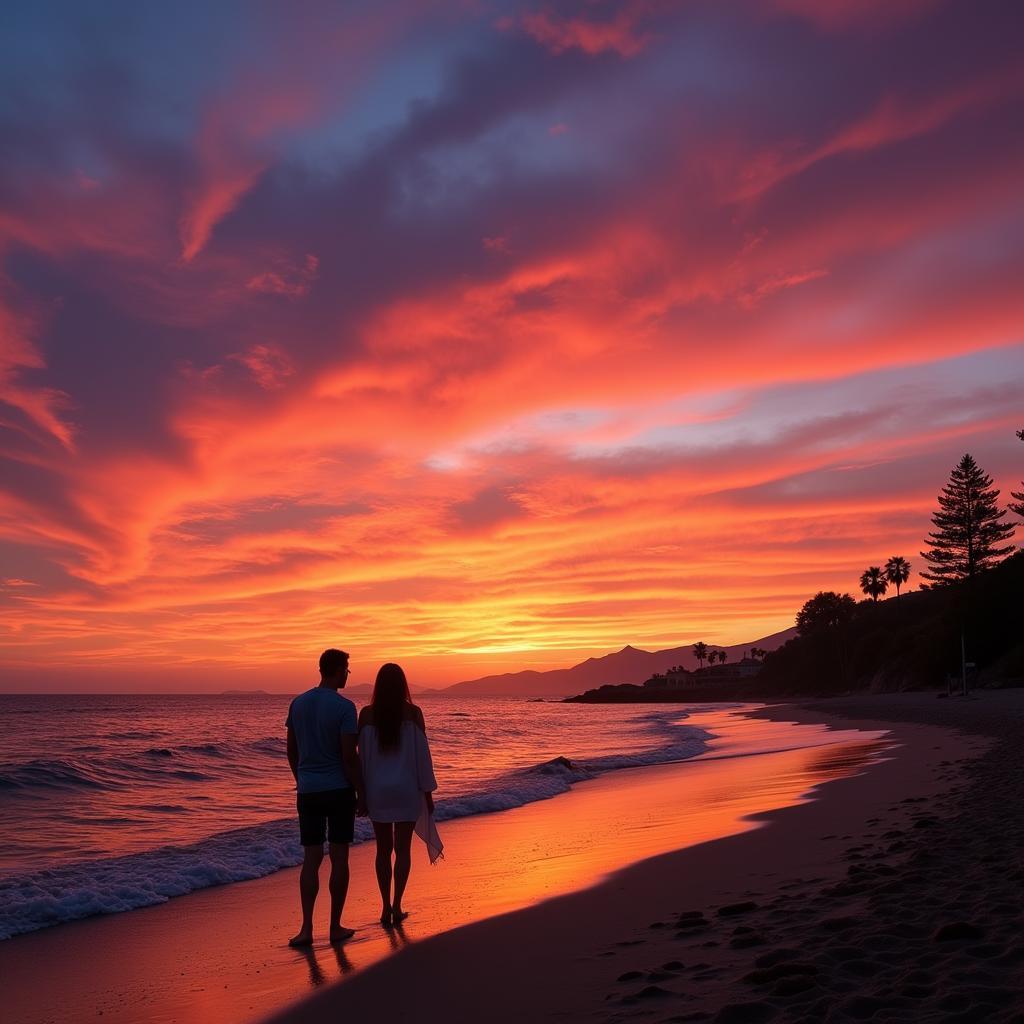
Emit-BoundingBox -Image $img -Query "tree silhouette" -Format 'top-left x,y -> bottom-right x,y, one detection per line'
859,566 -> 888,602
719,649 -> 728,664
1011,429 -> 1024,520
920,453 -> 1015,585
796,592 -> 857,635
884,556 -> 911,599
693,641 -> 708,669
796,591 -> 857,685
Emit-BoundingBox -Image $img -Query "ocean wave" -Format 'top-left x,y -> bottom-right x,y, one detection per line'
0,759 -> 114,792
0,723 -> 711,940
250,737 -> 286,755
0,736 -> 287,796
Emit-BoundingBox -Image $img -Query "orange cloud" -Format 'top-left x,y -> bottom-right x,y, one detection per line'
0,296 -> 75,449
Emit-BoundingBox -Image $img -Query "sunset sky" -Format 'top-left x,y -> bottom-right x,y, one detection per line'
1,0 -> 1022,692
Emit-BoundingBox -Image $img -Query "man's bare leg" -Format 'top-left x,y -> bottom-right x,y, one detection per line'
289,845 -> 324,947
328,842 -> 353,942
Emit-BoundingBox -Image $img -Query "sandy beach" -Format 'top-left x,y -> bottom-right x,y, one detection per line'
3,693 -> 1020,1024
266,691 -> 1021,1024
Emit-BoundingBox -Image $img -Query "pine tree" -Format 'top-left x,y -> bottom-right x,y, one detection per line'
920,453 -> 1015,585
1011,429 -> 1024,520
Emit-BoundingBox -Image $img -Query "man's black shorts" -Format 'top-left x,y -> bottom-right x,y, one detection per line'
296,787 -> 356,846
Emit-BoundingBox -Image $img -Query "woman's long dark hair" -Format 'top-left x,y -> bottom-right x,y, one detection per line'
371,663 -> 412,751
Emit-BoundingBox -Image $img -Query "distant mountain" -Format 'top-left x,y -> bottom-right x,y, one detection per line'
442,628 -> 797,698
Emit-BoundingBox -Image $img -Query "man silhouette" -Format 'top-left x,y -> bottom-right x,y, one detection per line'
286,648 -> 364,946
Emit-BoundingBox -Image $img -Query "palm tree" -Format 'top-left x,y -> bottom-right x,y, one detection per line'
718,649 -> 728,664
859,566 -> 888,602
693,642 -> 708,669
884,556 -> 911,599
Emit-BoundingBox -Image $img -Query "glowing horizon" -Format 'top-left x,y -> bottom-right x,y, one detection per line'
2,1 -> 1022,691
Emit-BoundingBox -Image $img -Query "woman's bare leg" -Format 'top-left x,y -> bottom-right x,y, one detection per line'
391,821 -> 415,919
372,822 -> 395,923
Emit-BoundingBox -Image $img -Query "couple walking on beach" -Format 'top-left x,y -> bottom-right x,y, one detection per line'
285,648 -> 441,947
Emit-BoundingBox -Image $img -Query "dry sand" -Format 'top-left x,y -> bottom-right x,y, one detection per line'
267,691 -> 1023,1024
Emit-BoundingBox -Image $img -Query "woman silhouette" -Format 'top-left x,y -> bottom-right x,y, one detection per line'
358,663 -> 441,926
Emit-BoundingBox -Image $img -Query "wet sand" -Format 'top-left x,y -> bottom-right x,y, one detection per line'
267,692 -> 1022,1024
0,707 -> 890,1024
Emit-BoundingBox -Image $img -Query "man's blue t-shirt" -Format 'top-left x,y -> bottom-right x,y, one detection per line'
285,687 -> 358,794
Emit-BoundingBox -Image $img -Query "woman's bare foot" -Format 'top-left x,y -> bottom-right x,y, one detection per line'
288,928 -> 314,947
379,907 -> 393,927
329,926 -> 355,944
391,905 -> 409,923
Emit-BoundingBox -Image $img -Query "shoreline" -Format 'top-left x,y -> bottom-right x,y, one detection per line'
266,691 -> 1017,1024
0,705 -> 892,1024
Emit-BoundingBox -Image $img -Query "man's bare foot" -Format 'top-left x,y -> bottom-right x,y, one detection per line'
329,926 -> 355,944
391,906 -> 409,923
288,929 -> 314,947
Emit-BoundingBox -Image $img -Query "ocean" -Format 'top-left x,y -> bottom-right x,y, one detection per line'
0,692 -> 721,940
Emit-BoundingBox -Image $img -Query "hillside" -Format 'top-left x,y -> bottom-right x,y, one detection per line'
756,550 -> 1024,695
442,628 -> 797,698
569,551 -> 1024,702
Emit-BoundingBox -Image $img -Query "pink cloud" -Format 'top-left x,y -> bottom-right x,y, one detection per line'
229,344 -> 295,390
246,253 -> 320,297
517,3 -> 655,57
0,296 -> 75,449
482,235 -> 510,254
734,68 -> 1024,202
179,94 -> 311,263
